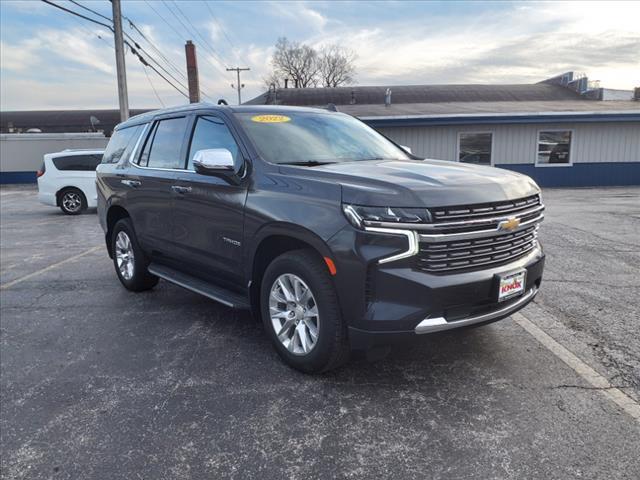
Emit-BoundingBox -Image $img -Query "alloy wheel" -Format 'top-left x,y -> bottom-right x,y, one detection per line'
115,231 -> 135,280
62,192 -> 82,213
269,273 -> 320,355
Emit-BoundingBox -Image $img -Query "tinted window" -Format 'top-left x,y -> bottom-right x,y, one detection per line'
53,154 -> 103,171
459,132 -> 492,165
537,131 -> 572,164
102,125 -> 143,164
145,117 -> 189,169
187,116 -> 240,170
235,112 -> 410,165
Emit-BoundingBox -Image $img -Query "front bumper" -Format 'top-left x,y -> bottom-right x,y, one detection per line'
327,225 -> 545,350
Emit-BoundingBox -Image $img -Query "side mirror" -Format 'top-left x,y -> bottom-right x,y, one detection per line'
192,149 -> 239,184
400,145 -> 412,154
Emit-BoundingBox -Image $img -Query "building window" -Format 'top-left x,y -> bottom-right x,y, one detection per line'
537,130 -> 572,166
458,132 -> 492,165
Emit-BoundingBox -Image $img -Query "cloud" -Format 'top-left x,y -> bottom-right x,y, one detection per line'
269,1 -> 328,32
297,1 -> 640,90
1,0 -> 638,109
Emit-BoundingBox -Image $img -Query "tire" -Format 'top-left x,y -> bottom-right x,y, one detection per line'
59,188 -> 87,215
260,249 -> 349,373
111,218 -> 159,292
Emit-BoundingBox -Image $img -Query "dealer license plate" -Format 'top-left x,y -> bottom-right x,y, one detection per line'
498,270 -> 526,302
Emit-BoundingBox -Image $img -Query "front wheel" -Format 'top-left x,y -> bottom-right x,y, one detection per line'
111,218 -> 158,292
260,249 -> 349,373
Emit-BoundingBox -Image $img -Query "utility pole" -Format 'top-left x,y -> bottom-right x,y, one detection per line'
227,67 -> 250,104
185,41 -> 200,103
111,0 -> 129,121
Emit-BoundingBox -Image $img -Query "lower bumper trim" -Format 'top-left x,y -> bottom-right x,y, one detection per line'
414,287 -> 538,334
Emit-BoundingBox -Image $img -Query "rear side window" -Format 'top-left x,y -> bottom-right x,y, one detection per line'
102,124 -> 143,164
143,117 -> 189,169
187,116 -> 240,170
53,154 -> 103,171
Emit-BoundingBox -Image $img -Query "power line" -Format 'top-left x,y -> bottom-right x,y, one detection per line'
142,65 -> 166,107
41,0 -> 112,31
169,1 -> 226,65
63,0 -> 190,93
123,15 -> 187,81
161,0 -> 228,74
40,0 -> 190,100
67,0 -> 111,22
201,1 -> 251,68
125,39 -> 189,98
130,1 -> 219,102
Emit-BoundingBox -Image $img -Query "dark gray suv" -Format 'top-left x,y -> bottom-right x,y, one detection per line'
97,104 -> 545,373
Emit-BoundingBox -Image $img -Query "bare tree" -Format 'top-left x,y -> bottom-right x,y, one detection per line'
262,71 -> 282,91
318,45 -> 357,87
271,37 -> 319,88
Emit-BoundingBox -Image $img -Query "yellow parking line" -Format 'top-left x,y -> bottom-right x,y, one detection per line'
0,245 -> 103,290
514,312 -> 640,422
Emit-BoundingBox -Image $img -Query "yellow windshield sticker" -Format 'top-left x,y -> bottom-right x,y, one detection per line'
251,114 -> 291,123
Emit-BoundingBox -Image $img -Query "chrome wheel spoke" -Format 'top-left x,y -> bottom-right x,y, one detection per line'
269,273 -> 320,356
303,319 -> 318,341
297,323 -> 311,353
277,318 -> 296,338
277,277 -> 295,302
303,305 -> 318,318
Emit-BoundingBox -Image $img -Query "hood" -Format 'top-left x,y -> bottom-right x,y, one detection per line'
278,159 -> 540,207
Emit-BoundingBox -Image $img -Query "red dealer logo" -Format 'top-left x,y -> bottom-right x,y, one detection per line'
501,278 -> 522,294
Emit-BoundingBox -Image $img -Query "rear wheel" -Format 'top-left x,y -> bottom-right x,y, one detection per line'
59,188 -> 86,215
111,218 -> 158,292
261,249 -> 349,373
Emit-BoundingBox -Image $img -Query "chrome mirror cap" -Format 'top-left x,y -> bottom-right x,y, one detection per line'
192,148 -> 234,172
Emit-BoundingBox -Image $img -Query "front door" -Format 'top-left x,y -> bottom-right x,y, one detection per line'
171,114 -> 249,288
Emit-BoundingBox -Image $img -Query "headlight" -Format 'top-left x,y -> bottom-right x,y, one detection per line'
342,204 -> 431,228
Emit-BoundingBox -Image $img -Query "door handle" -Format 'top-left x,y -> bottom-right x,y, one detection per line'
121,179 -> 141,188
171,185 -> 192,194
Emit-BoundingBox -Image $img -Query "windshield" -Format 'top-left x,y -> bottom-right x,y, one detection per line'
235,112 -> 411,165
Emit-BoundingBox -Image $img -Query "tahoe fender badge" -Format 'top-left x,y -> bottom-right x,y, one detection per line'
222,236 -> 241,247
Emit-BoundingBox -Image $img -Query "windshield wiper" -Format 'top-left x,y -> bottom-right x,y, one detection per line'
279,161 -> 336,166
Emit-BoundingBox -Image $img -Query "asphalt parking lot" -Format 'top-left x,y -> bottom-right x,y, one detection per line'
1,186 -> 639,479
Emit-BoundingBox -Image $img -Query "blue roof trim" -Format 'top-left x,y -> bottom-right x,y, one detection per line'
362,112 -> 640,127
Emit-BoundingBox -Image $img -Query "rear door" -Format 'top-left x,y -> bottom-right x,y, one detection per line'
125,115 -> 190,259
171,113 -> 249,287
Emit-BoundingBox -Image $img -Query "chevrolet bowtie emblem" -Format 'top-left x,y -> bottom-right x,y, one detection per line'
498,217 -> 520,232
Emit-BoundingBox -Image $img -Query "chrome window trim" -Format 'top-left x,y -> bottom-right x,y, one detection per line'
129,120 -> 248,178
126,123 -> 150,166
364,226 -> 420,264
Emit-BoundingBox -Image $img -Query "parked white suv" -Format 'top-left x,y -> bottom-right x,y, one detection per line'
37,149 -> 104,215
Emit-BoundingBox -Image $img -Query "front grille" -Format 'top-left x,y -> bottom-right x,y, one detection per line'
415,195 -> 544,273
416,225 -> 539,273
431,195 -> 541,223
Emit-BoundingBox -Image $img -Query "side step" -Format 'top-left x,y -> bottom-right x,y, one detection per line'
148,263 -> 251,309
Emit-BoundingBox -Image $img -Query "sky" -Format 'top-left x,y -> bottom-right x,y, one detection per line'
1,0 -> 639,111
